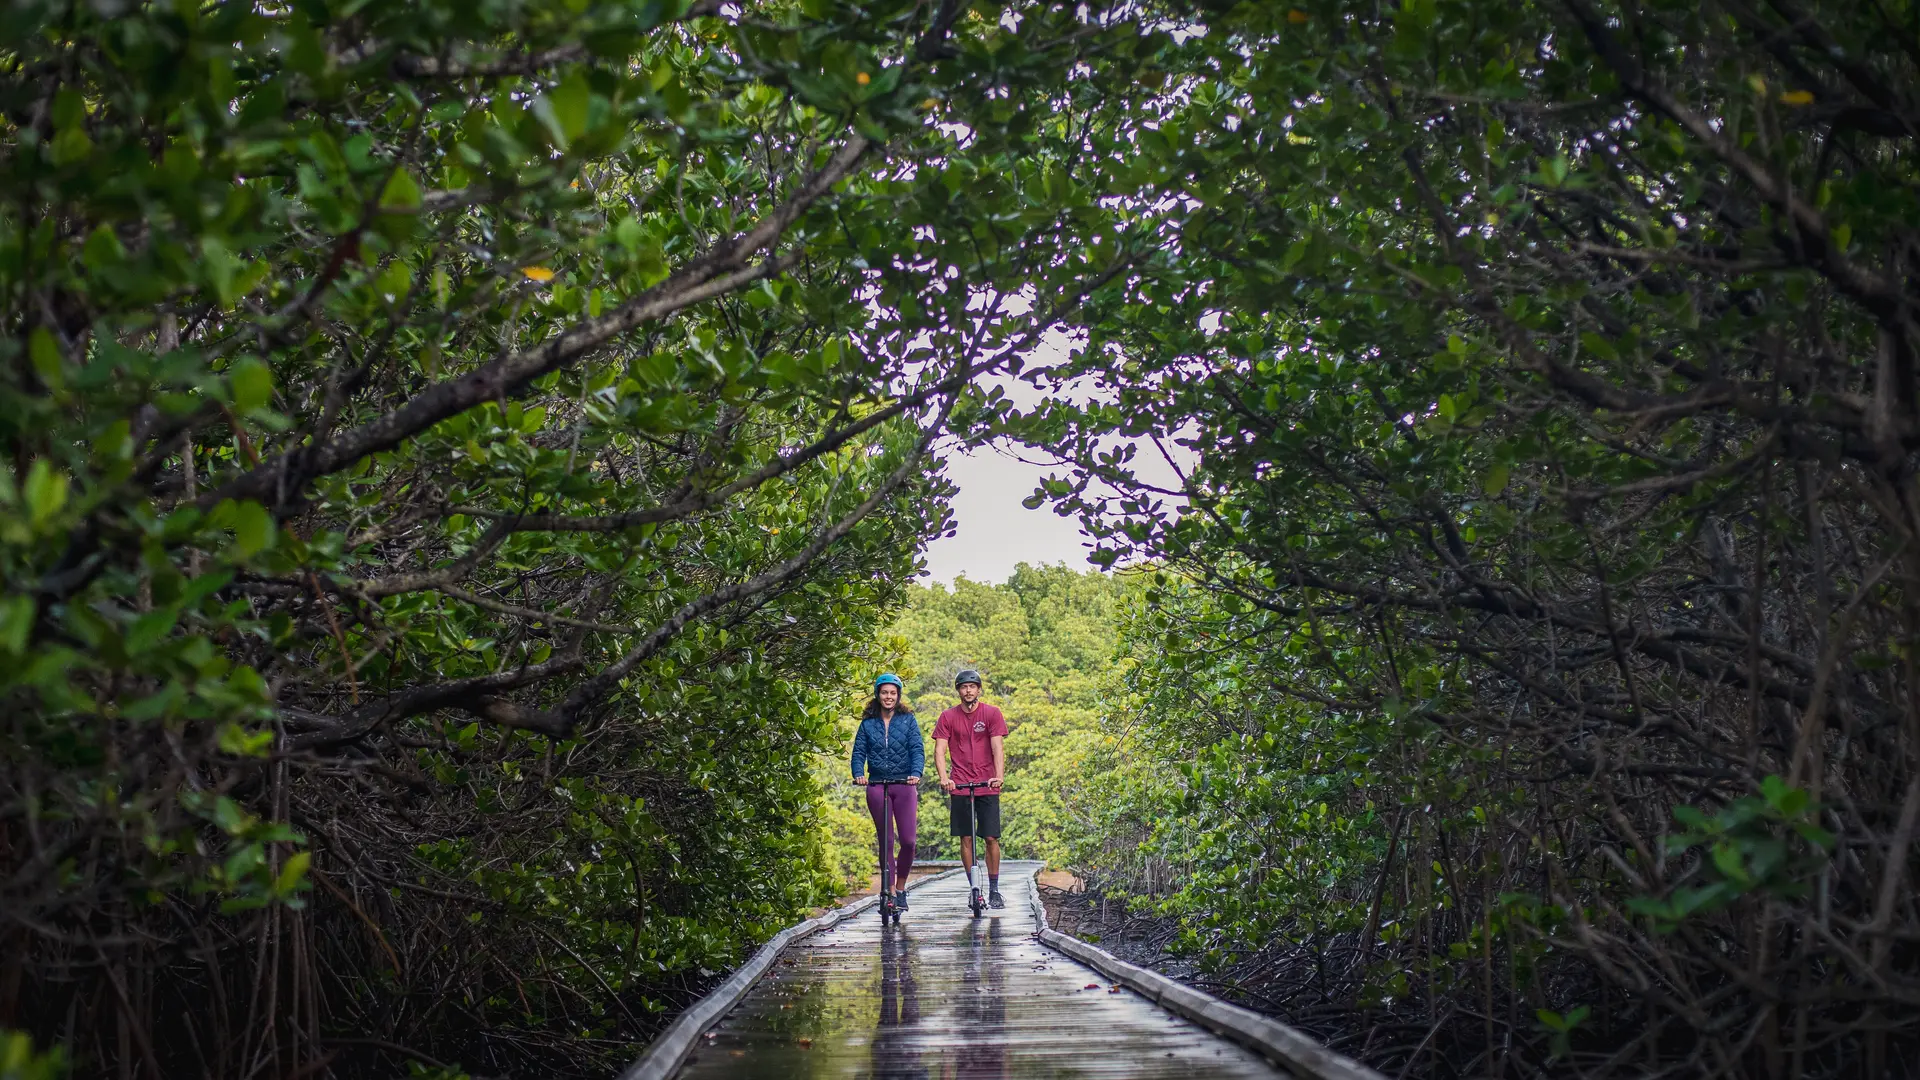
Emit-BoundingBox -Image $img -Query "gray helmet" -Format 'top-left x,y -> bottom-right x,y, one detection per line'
954,668 -> 982,689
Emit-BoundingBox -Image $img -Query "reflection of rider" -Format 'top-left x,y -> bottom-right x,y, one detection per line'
943,918 -> 1006,1079
870,931 -> 927,1080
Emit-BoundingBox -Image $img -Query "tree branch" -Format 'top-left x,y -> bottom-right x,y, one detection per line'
206,137 -> 869,516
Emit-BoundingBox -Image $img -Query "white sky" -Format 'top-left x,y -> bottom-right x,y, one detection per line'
920,441 -> 1092,585
917,331 -> 1194,586
920,329 -> 1094,586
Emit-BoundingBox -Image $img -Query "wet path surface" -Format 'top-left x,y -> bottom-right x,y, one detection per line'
674,861 -> 1286,1079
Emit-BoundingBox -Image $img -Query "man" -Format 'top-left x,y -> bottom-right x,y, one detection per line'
933,668 -> 1008,909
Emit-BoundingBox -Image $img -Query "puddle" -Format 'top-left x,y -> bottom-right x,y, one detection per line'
673,862 -> 1283,1079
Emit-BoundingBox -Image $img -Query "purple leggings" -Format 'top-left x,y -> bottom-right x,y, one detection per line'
865,781 -> 918,884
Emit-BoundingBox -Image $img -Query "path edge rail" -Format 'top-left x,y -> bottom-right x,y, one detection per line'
617,864 -> 967,1080
1024,876 -> 1389,1080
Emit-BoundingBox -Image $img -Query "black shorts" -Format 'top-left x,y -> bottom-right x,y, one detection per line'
948,792 -> 1001,838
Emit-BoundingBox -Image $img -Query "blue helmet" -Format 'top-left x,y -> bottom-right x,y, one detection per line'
874,673 -> 904,691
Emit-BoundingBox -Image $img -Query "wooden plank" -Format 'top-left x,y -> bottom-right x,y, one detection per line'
617,867 -> 966,1080
1025,874 -> 1387,1080
660,860 -> 1289,1078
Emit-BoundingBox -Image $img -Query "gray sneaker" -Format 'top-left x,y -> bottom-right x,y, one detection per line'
895,890 -> 909,912
988,890 -> 1006,909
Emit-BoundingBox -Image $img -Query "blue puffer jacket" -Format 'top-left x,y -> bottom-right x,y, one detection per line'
850,711 -> 924,782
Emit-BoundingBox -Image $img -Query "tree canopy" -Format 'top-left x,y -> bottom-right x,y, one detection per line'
1018,0 -> 1920,1074
7,0 -> 1920,1077
1,0 -> 1152,1074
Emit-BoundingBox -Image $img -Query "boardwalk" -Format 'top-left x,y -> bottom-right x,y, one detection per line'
673,860 -> 1286,1079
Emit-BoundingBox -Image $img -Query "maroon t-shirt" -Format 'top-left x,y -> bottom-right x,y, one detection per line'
934,703 -> 1007,793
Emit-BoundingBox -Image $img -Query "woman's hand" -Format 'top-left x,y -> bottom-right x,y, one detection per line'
906,776 -> 921,785
853,777 -> 868,785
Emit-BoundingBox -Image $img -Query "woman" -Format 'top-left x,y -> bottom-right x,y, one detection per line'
850,673 -> 924,914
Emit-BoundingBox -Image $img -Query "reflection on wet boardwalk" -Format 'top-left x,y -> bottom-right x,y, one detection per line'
674,861 -> 1286,1079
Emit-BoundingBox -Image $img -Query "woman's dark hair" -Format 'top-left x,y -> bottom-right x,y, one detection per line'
861,692 -> 912,720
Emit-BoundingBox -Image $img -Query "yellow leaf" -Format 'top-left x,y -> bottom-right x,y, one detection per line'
920,97 -> 939,111
1286,8 -> 1310,23
522,266 -> 555,283
856,71 -> 870,86
1746,75 -> 1767,95
1778,89 -> 1815,106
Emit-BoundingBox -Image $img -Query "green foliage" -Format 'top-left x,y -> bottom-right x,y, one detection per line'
179,792 -> 312,914
2,0 -> 1161,1073
1004,0 -> 1920,1072
0,1032 -> 66,1080
1068,578 -> 1407,958
1630,777 -> 1836,932
14,0 -> 1917,1074
1535,1005 -> 1591,1060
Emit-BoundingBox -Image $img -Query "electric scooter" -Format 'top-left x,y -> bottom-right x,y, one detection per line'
953,780 -> 994,917
869,777 -> 916,926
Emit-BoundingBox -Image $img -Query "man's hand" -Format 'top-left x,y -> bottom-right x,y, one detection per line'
989,776 -> 1003,790
940,776 -> 956,793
